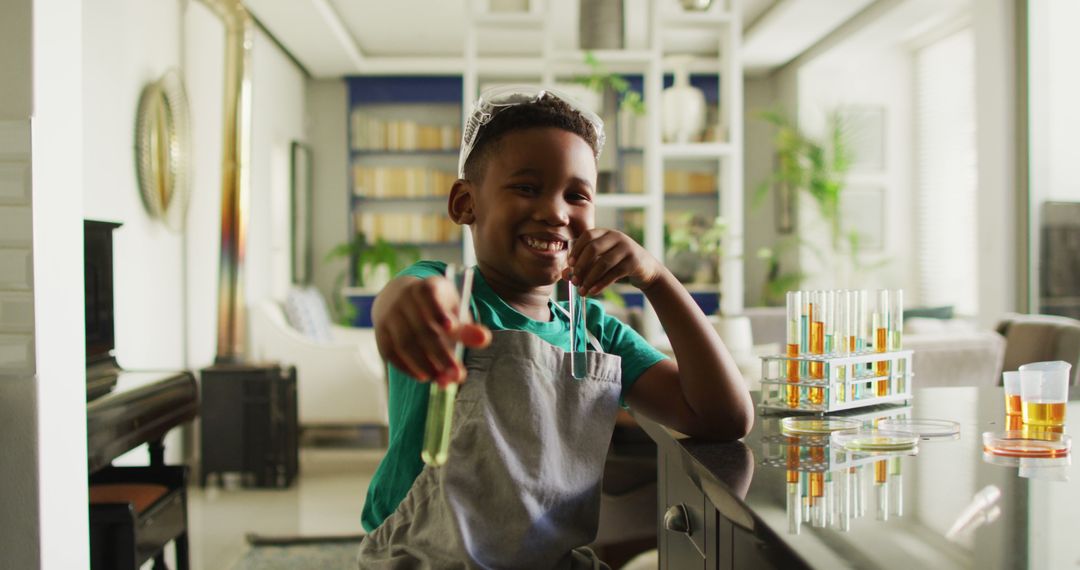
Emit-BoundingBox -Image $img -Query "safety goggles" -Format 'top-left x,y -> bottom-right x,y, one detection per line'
458,84 -> 606,178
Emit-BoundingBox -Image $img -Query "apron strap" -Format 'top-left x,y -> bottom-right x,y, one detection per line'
550,301 -> 604,353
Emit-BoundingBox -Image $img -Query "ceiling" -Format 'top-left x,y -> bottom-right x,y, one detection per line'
245,0 -> 904,78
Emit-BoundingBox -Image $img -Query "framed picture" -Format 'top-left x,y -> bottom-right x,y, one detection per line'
290,141 -> 313,285
841,185 -> 885,252
839,106 -> 885,172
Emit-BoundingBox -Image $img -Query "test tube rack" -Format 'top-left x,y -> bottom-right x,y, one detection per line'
758,350 -> 914,414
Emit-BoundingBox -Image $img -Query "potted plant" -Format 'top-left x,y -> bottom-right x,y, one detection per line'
755,109 -> 881,289
324,233 -> 419,325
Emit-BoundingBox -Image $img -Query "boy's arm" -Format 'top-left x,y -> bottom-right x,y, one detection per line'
623,267 -> 754,440
568,228 -> 753,440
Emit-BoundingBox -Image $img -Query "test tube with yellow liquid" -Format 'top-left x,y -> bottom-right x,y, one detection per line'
809,291 -> 825,404
874,290 -> 890,395
785,291 -> 801,408
421,265 -> 475,467
800,292 -> 811,401
856,290 -> 869,399
891,290 -> 904,393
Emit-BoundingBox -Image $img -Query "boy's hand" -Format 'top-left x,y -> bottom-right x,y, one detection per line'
374,276 -> 491,385
565,228 -> 664,296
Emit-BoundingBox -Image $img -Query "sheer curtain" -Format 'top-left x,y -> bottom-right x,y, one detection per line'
915,28 -> 978,315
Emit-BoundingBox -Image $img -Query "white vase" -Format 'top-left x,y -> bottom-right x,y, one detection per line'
662,57 -> 706,144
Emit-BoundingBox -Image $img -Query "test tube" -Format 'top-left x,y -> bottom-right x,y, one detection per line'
421,265 -> 475,467
800,292 -> 811,399
874,289 -> 890,394
568,277 -> 587,380
891,289 -> 904,392
889,457 -> 903,517
786,291 -> 801,408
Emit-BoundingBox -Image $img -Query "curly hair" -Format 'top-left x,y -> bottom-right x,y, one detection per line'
462,95 -> 602,183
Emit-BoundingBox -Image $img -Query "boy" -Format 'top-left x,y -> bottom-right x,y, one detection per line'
358,86 -> 753,569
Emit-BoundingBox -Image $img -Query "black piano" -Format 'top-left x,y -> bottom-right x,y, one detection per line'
85,221 -> 199,570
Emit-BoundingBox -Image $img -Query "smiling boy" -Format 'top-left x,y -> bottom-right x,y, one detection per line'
358,86 -> 753,569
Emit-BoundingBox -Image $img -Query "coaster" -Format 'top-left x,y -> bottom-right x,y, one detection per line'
780,417 -> 863,436
878,418 -> 960,440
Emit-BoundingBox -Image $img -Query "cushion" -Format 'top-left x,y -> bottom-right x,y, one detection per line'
89,483 -> 169,514
904,305 -> 955,320
284,287 -> 333,344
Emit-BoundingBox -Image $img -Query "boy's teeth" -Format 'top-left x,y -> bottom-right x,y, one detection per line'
525,237 -> 563,251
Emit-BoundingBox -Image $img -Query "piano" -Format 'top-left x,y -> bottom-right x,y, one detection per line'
85,221 -> 199,570
87,370 -> 198,570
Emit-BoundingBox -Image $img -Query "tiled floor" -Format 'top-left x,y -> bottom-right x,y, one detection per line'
186,447 -> 384,570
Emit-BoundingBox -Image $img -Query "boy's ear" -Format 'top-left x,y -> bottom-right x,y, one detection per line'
448,179 -> 475,225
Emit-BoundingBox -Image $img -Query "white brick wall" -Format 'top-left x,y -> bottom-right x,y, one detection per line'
0,119 -> 34,378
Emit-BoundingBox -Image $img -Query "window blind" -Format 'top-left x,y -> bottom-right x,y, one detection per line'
915,28 -> 978,315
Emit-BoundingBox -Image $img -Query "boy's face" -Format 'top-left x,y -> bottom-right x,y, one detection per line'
460,127 -> 597,290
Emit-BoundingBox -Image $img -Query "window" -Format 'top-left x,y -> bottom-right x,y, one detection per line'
914,28 -> 978,315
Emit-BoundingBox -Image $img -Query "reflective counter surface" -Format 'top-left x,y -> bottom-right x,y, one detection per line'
641,386 -> 1079,569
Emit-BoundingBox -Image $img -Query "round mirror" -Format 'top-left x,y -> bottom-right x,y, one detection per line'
134,69 -> 190,231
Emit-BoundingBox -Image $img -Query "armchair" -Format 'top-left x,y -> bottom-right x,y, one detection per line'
248,291 -> 388,429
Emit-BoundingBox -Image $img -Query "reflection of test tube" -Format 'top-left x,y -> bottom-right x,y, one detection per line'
875,459 -> 889,521
889,457 -> 903,517
786,291 -> 801,408
786,442 -> 801,534
422,265 -> 475,467
875,290 -> 890,393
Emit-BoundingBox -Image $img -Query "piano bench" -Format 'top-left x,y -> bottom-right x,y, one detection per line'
89,466 -> 190,570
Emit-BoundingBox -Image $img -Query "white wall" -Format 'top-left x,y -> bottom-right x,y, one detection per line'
973,0 -> 1020,323
31,0 -> 90,566
794,50 -> 916,297
306,79 -> 349,309
83,0 -> 186,369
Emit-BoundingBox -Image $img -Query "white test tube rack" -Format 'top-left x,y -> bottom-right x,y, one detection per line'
759,350 -> 915,414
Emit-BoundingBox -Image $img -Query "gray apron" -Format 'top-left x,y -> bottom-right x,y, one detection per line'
358,328 -> 622,569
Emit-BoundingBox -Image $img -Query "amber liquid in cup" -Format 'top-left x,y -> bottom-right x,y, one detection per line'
1005,394 -> 1022,417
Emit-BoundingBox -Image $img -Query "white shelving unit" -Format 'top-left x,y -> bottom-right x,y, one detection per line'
463,0 -> 745,338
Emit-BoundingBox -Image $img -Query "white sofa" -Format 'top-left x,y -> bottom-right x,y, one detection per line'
248,294 -> 389,428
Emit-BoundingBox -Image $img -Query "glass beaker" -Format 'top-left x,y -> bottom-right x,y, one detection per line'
1019,361 -> 1071,429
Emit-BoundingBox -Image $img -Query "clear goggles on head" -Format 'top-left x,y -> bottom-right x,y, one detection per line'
458,84 -> 606,179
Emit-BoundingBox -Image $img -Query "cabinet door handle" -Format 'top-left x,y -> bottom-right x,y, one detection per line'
663,503 -> 691,534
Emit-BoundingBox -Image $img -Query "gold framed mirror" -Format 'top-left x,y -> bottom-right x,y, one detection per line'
134,68 -> 190,231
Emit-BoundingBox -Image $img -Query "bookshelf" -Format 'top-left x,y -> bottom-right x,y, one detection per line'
346,76 -> 465,280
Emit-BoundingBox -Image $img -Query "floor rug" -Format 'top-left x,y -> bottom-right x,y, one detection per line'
231,533 -> 363,570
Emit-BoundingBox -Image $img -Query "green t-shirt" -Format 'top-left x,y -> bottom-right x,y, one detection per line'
361,260 -> 668,533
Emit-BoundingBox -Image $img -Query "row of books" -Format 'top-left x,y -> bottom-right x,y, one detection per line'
622,165 -> 718,195
350,111 -> 462,151
354,212 -> 462,244
353,166 -> 457,198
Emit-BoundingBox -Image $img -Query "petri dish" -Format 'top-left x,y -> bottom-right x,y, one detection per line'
878,418 -> 960,439
831,429 -> 919,453
781,417 -> 864,436
982,431 -> 1071,458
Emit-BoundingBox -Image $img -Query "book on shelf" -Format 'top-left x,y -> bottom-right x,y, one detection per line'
621,165 -> 717,195
350,109 -> 462,151
353,166 -> 456,198
354,212 -> 462,244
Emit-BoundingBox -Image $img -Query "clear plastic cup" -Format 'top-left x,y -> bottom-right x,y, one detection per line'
1018,361 -> 1071,428
1002,371 -> 1022,417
